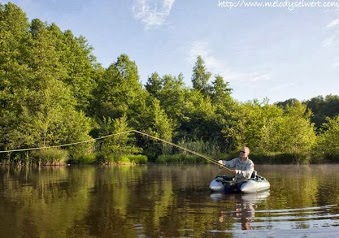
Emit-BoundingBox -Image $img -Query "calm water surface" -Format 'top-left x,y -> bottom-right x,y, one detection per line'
0,164 -> 338,237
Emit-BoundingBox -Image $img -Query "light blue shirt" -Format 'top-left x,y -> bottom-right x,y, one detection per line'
222,157 -> 254,181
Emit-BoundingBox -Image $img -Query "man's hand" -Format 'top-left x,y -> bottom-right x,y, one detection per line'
217,160 -> 224,169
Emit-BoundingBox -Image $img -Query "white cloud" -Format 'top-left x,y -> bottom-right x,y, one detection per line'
269,82 -> 296,92
321,17 -> 339,66
133,0 -> 175,28
333,57 -> 339,68
234,72 -> 271,82
188,41 -> 271,83
322,35 -> 336,47
327,18 -> 339,28
188,41 -> 224,73
322,18 -> 339,47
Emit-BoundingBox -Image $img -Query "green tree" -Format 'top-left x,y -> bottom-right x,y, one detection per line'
96,115 -> 140,162
263,102 -> 316,156
224,100 -> 316,158
223,100 -> 272,151
210,74 -> 233,105
306,95 -> 339,130
315,115 -> 339,161
179,90 -> 216,141
55,28 -> 98,112
276,98 -> 300,110
191,56 -> 211,95
0,5 -> 93,161
0,3 -> 31,153
25,19 -> 92,157
136,97 -> 174,160
145,72 -> 162,97
156,74 -> 188,123
91,54 -> 146,126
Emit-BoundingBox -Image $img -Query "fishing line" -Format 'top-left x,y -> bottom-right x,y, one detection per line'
0,131 -> 135,153
131,130 -> 224,167
131,130 -> 232,173
0,130 -> 231,170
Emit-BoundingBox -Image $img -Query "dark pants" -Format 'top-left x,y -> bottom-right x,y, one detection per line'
224,181 -> 246,193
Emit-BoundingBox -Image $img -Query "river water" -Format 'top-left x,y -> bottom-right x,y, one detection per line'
0,164 -> 338,237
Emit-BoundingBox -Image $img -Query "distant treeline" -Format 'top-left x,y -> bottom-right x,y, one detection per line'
1,3 -> 339,165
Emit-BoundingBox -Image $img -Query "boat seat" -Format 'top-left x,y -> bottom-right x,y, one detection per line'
251,170 -> 257,178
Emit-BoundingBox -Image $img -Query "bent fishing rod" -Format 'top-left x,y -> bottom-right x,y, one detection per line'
131,130 -> 233,172
0,129 -> 232,171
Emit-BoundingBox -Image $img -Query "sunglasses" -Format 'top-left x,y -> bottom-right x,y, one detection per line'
240,150 -> 246,153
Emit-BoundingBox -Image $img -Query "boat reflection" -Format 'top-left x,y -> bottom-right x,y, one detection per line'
211,191 -> 270,230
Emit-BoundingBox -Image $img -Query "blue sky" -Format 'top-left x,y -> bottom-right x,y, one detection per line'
1,0 -> 339,103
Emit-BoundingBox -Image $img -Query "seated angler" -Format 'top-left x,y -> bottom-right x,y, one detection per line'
217,146 -> 255,191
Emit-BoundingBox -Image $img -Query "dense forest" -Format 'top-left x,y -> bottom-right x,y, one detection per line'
1,3 -> 339,165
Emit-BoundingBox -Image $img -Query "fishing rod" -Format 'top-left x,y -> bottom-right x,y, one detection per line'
0,129 -> 232,171
131,130 -> 232,171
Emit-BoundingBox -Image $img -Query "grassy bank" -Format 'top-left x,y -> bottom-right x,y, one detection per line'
154,152 -> 338,165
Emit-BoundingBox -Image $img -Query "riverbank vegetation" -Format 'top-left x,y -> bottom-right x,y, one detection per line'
1,3 -> 339,166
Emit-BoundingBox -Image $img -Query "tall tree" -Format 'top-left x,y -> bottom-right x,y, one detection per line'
179,89 -> 216,141
0,3 -> 31,152
145,72 -> 162,97
210,74 -> 233,105
223,100 -> 273,151
136,97 -> 174,160
306,95 -> 339,130
0,5 -> 92,160
191,56 -> 211,95
276,98 -> 300,110
55,28 -> 98,112
26,19 -> 92,157
264,102 -> 316,155
223,100 -> 316,156
315,115 -> 339,161
155,74 -> 188,124
96,115 -> 140,161
91,54 -> 147,128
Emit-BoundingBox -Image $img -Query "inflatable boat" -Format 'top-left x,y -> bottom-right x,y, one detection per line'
209,173 -> 270,194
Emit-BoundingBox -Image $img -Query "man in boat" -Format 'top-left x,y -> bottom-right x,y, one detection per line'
217,146 -> 254,191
